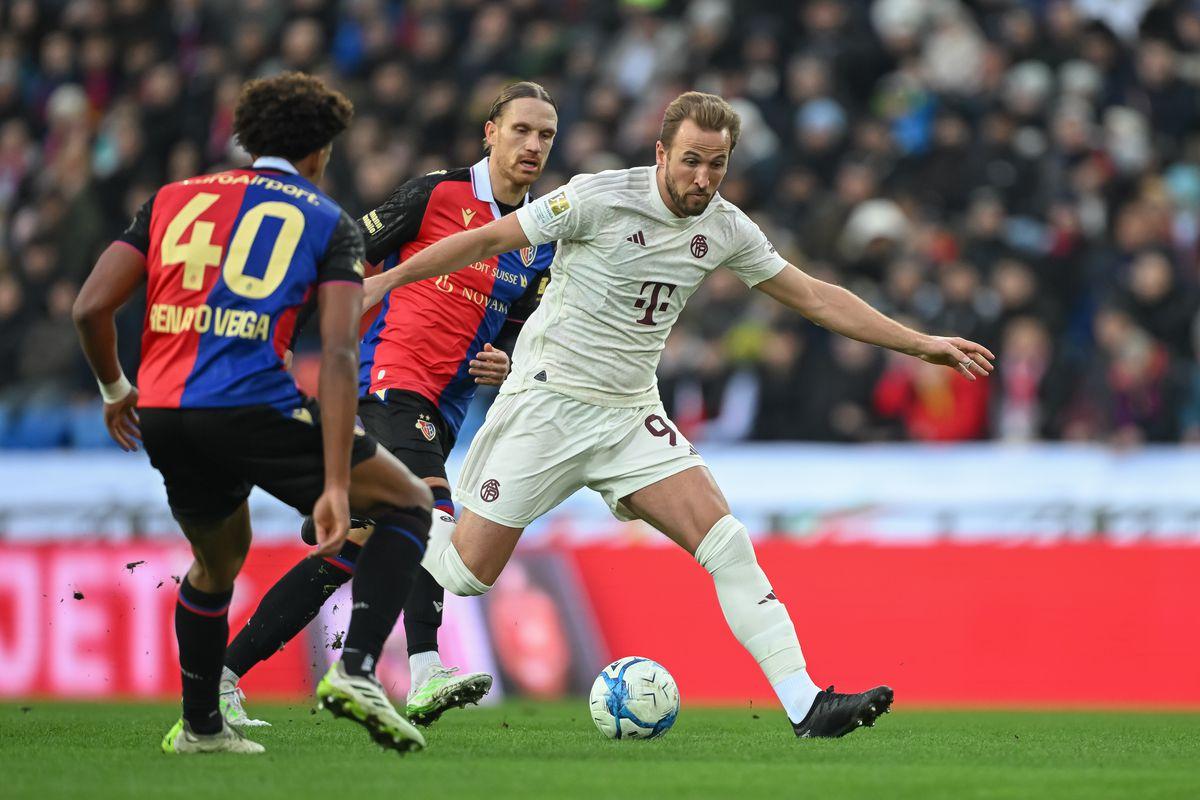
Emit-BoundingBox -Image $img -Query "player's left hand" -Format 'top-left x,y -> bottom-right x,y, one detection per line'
104,387 -> 142,452
362,274 -> 391,311
309,487 -> 351,559
917,336 -> 995,381
470,343 -> 510,386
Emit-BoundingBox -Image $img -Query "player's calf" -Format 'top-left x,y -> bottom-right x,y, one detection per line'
222,538 -> 363,691
694,515 -> 825,724
339,505 -> 431,677
173,506 -> 252,738
403,496 -> 495,725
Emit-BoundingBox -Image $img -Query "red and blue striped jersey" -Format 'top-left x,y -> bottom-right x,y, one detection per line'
120,161 -> 364,410
357,157 -> 553,435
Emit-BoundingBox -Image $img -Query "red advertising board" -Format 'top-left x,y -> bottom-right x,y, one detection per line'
3,540 -> 1198,706
571,542 -> 1200,707
0,542 -> 311,698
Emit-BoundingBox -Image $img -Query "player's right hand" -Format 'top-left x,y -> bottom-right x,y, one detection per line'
470,343 -> 511,385
104,387 -> 142,452
310,487 -> 351,558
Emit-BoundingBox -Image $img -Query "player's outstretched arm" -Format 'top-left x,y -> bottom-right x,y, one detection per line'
311,280 -> 362,558
362,214 -> 530,308
73,242 -> 148,450
756,264 -> 995,380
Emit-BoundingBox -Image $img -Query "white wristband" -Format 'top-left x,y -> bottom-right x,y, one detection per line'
98,373 -> 133,404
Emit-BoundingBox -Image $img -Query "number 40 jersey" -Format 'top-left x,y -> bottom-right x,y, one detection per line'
119,163 -> 365,410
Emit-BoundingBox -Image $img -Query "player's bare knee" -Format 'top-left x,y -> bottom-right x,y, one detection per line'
464,552 -> 504,586
422,529 -> 493,596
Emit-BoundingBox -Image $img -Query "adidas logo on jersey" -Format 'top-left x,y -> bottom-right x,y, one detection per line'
626,230 -> 646,246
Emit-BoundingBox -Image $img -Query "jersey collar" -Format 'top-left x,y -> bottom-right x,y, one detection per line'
252,156 -> 300,175
470,157 -> 531,219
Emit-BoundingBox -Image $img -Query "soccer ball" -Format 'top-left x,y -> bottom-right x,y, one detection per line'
588,656 -> 680,740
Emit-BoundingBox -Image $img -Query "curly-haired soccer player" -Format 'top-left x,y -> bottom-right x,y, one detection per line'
74,72 -> 432,755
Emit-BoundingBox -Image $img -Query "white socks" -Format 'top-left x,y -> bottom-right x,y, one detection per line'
773,671 -> 822,724
694,514 -> 819,723
408,650 -> 443,688
421,517 -> 491,597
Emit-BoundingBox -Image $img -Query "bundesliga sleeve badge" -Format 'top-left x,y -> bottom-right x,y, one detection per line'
548,191 -> 570,216
533,190 -> 571,226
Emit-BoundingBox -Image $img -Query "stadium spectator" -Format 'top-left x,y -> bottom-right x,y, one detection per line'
2,0 -> 1198,447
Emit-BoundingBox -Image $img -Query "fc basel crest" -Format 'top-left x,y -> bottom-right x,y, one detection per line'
415,415 -> 437,442
520,244 -> 537,267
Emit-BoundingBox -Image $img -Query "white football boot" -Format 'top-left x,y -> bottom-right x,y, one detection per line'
218,679 -> 272,728
316,662 -> 426,754
161,718 -> 265,754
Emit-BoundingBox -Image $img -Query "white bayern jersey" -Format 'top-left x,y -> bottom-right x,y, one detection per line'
507,165 -> 788,407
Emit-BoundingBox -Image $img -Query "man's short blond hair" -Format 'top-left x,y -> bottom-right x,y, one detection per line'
659,92 -> 741,152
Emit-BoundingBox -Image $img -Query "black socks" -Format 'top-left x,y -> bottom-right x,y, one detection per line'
341,505 -> 431,678
224,540 -> 362,678
176,577 -> 233,735
403,488 -> 452,656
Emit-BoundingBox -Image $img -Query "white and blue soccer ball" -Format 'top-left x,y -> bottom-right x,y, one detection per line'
589,656 -> 680,740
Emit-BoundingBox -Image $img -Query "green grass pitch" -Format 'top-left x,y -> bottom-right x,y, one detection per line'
3,701 -> 1198,799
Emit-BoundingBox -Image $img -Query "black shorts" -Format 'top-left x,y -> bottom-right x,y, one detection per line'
141,400 -> 379,525
356,390 -> 455,482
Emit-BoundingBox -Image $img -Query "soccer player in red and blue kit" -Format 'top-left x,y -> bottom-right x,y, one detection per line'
73,73 -> 433,755
218,82 -> 559,727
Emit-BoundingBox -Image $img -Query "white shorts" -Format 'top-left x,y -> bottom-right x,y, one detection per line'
456,388 -> 706,528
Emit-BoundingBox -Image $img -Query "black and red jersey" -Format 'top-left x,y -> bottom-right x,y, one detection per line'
120,159 -> 363,410
357,157 -> 553,435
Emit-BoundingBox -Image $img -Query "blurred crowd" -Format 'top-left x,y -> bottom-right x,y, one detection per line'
1,0 -> 1199,447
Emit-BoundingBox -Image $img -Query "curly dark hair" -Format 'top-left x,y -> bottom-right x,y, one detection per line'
233,72 -> 354,161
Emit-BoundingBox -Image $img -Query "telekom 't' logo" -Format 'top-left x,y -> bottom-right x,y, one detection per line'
633,281 -> 677,326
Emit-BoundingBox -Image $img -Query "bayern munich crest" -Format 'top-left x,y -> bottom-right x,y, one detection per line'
690,234 -> 709,259
415,417 -> 437,442
520,244 -> 537,267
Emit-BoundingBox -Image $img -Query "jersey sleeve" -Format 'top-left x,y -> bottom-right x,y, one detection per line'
358,173 -> 439,265
317,210 -> 366,284
115,192 -> 157,255
723,210 -> 788,288
516,173 -> 603,246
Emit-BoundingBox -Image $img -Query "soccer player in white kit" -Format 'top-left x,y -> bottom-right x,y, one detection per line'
363,92 -> 995,737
